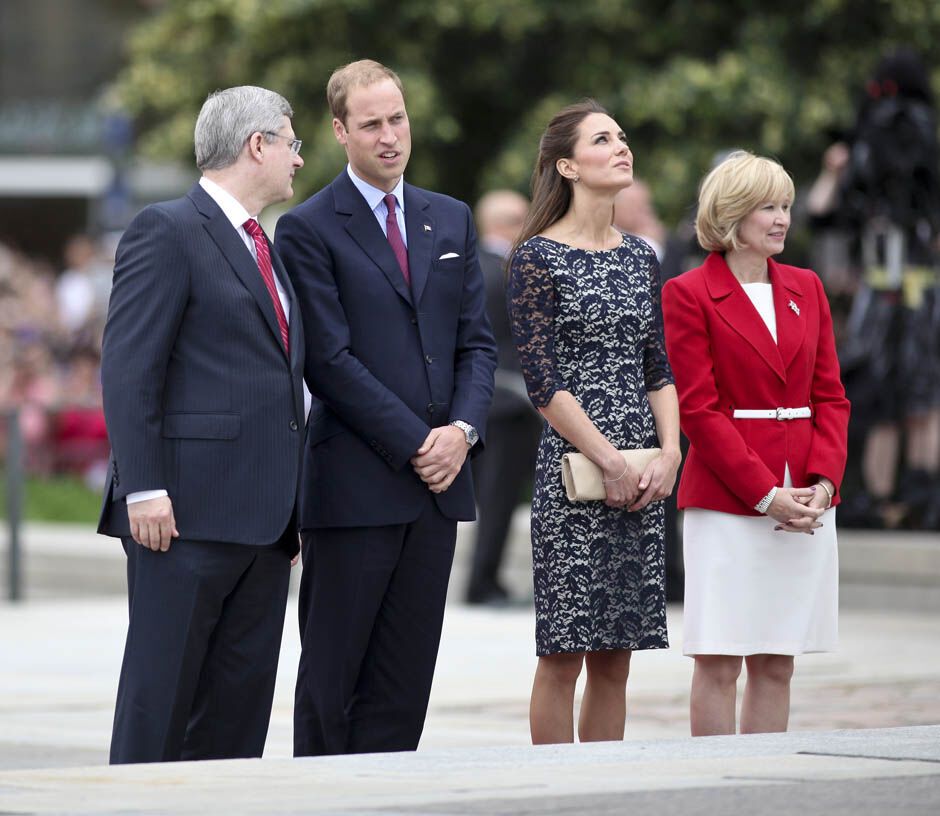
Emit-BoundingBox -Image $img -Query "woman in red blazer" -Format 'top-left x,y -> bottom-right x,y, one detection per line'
662,152 -> 850,736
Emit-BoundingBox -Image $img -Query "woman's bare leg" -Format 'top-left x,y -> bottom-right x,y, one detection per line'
690,654 -> 742,736
529,652 -> 584,744
578,649 -> 631,742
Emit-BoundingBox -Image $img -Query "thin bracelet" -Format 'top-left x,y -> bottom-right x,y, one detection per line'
817,481 -> 834,508
603,463 -> 629,483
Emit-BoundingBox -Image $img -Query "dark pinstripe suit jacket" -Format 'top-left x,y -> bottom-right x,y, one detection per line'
97,183 -> 305,549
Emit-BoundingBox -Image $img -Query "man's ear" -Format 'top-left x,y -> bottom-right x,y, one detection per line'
246,131 -> 265,162
332,117 -> 347,146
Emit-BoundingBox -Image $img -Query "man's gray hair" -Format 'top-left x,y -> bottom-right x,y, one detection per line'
194,86 -> 294,171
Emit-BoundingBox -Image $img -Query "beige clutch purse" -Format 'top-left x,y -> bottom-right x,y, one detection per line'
561,448 -> 661,501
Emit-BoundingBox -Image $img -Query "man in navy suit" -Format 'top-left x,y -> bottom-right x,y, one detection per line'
275,59 -> 497,756
99,86 -> 306,764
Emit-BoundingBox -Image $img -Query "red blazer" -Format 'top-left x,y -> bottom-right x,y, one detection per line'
661,252 -> 850,515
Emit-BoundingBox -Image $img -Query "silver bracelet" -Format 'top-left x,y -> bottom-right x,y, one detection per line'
754,486 -> 777,514
603,463 -> 629,483
817,481 -> 833,508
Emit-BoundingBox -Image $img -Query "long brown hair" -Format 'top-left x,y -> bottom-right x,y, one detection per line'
510,99 -> 610,260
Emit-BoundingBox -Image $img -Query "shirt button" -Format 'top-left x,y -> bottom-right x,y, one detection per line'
289,420 -> 298,431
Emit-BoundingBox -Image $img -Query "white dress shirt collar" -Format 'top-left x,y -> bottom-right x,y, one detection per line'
199,176 -> 253,230
346,164 -> 406,215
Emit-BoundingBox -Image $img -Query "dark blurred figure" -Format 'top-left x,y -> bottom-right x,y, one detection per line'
614,182 -> 688,601
466,190 -> 541,606
808,49 -> 940,529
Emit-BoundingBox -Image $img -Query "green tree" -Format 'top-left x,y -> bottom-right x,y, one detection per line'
114,0 -> 940,226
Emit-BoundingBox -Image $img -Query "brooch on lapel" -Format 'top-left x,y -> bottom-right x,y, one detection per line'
423,224 -> 432,232
788,299 -> 800,316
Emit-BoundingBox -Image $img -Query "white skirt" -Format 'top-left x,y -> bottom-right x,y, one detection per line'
682,504 -> 838,657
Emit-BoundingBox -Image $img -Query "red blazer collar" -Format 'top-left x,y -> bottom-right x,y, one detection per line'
702,252 -> 806,383
702,252 -> 803,299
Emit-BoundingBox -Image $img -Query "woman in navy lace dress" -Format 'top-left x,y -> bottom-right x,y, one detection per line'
507,100 -> 680,744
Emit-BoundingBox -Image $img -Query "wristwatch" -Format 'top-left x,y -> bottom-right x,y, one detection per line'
449,420 -> 479,448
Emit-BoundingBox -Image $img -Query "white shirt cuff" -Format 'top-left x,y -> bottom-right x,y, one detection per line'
126,489 -> 168,505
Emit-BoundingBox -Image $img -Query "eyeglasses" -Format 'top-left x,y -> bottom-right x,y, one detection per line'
264,132 -> 303,154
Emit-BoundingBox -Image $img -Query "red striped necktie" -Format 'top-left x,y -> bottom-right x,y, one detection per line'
243,218 -> 289,354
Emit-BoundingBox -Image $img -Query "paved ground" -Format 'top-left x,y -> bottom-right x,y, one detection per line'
0,521 -> 938,813
1,597 -> 939,771
1,723 -> 938,814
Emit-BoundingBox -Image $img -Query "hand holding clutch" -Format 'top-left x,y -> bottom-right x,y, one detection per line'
561,448 -> 662,501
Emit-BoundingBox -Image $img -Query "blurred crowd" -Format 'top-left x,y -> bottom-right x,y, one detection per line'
2,52 -> 938,538
0,233 -> 112,488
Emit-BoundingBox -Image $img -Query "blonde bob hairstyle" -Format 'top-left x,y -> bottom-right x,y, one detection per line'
695,151 -> 795,252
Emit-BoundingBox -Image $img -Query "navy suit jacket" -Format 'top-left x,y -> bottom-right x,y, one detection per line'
274,170 -> 497,529
98,183 -> 306,550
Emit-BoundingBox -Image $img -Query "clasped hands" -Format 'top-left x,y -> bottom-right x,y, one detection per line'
767,485 -> 829,534
602,449 -> 680,511
411,425 -> 468,494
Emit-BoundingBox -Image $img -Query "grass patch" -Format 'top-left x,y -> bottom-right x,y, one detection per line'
0,472 -> 101,524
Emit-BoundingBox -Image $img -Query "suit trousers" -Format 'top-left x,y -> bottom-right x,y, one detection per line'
294,497 -> 457,756
110,534 -> 292,764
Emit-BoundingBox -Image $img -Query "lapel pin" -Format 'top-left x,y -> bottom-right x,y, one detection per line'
423,224 -> 432,232
788,299 -> 800,316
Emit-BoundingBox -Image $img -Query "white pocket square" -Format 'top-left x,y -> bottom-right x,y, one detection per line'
438,252 -> 460,260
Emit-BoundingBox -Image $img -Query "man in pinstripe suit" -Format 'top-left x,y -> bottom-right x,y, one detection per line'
98,86 -> 306,764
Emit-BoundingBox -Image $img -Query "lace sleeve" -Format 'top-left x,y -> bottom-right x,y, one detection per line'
642,247 -> 675,392
506,241 -> 563,408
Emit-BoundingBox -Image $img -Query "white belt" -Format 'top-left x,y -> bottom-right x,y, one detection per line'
733,407 -> 812,420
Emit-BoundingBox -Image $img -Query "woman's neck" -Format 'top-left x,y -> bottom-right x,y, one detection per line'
725,248 -> 770,284
544,190 -> 620,250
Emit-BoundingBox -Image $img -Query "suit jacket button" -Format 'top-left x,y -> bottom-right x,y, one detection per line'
410,316 -> 418,325
289,420 -> 298,431
427,403 -> 434,414
425,354 -> 433,365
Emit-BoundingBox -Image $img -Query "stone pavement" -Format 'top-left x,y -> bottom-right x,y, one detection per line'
1,722 -> 939,814
0,520 -> 938,813
1,596 -> 939,767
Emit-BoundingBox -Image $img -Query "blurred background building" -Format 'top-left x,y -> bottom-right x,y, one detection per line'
0,0 -> 188,506
0,0 -> 189,261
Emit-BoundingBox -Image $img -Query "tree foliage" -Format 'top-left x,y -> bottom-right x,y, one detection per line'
114,0 -> 940,225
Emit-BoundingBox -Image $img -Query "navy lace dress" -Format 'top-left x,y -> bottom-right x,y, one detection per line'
507,235 -> 673,656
